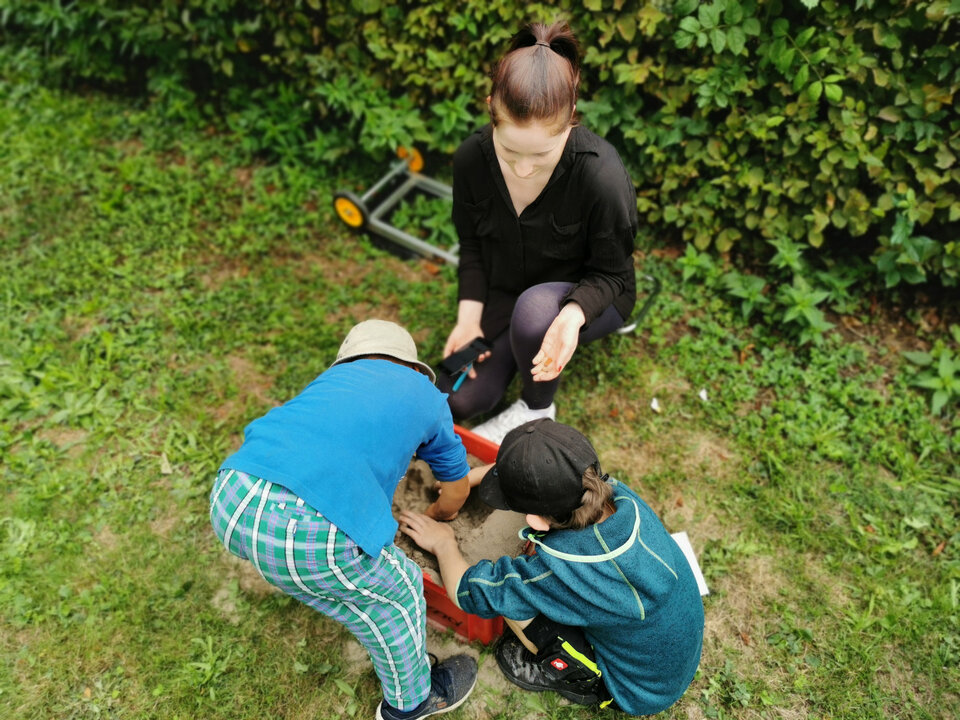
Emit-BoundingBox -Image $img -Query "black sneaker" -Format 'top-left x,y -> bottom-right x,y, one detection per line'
495,632 -> 601,705
376,654 -> 478,720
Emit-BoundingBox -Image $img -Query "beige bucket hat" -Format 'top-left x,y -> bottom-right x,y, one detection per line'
332,319 -> 436,383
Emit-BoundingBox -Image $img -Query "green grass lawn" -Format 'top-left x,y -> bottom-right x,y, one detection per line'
1,55 -> 958,720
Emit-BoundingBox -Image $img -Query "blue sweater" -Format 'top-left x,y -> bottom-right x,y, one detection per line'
220,359 -> 470,556
456,481 -> 704,715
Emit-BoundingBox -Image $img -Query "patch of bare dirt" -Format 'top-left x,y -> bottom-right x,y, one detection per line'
227,354 -> 274,403
211,583 -> 244,625
873,651 -> 960,718
148,509 -> 179,539
339,625 -> 513,708
585,402 -> 739,500
195,253 -> 253,290
702,553 -> 783,658
36,427 -> 88,457
324,300 -> 394,327
233,166 -> 255,189
341,637 -> 371,678
679,433 -> 738,476
838,288 -> 958,359
425,627 -> 514,699
61,314 -> 98,342
298,248 -> 441,287
93,525 -> 120,553
105,137 -> 143,156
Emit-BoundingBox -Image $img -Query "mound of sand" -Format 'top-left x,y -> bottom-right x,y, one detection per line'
393,457 -> 528,585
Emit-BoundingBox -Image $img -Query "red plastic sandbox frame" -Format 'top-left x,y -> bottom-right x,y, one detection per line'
420,425 -> 504,645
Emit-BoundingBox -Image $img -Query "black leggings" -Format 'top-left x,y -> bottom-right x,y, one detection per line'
438,282 -> 625,420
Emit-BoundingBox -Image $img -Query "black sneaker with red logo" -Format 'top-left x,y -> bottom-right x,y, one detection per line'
494,630 -> 604,705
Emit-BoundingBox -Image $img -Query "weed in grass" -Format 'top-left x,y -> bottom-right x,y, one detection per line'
183,636 -> 235,701
903,326 -> 960,415
389,192 -> 459,251
701,660 -> 755,714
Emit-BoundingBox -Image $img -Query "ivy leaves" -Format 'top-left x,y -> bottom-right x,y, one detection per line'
767,18 -> 843,103
874,192 -> 942,288
673,0 -> 758,54
673,1 -> 842,104
904,324 -> 960,415
3,0 -> 957,296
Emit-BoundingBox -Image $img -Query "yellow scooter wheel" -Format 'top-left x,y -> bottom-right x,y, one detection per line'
397,146 -> 424,173
333,191 -> 368,229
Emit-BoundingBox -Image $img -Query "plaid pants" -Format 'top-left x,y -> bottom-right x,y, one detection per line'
209,468 -> 430,710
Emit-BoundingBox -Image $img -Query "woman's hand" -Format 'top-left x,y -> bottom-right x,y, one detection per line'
531,302 -> 585,382
399,510 -> 457,555
444,300 -> 490,380
443,324 -> 481,359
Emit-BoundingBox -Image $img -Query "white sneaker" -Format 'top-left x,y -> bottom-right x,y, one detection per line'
470,399 -> 556,445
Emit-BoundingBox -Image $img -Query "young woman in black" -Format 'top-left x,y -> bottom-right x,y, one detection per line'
440,20 -> 638,443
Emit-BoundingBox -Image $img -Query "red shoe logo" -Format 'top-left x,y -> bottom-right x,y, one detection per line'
550,658 -> 568,671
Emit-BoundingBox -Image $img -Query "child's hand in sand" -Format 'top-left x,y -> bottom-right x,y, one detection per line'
424,500 -> 458,521
399,510 -> 457,555
423,475 -> 470,521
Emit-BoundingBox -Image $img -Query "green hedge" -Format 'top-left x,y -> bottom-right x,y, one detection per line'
3,0 -> 959,290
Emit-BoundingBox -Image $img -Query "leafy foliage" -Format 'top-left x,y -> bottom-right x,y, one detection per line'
904,324 -> 960,415
389,192 -> 459,251
677,233 -> 855,346
2,0 -> 958,296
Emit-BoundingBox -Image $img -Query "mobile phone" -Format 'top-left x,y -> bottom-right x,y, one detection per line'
439,337 -> 492,376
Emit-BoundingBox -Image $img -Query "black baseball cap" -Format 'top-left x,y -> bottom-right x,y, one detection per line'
478,419 -> 599,517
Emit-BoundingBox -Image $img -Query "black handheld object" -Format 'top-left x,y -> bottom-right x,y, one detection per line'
439,337 -> 492,376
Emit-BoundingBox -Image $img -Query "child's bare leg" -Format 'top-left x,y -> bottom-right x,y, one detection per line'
504,617 -> 539,653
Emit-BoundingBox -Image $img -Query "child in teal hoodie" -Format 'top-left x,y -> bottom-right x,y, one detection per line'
399,419 -> 704,716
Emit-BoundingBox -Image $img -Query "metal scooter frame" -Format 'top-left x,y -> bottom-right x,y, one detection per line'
333,150 -> 459,266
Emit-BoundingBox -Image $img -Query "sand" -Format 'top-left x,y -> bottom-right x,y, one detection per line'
392,457 -> 528,585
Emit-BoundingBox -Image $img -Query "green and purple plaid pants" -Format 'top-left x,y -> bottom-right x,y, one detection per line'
210,468 -> 431,710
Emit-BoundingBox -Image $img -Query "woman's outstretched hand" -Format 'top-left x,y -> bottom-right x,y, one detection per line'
531,302 -> 585,382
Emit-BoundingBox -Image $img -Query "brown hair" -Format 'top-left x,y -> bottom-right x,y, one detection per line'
542,465 -> 614,531
488,20 -> 580,131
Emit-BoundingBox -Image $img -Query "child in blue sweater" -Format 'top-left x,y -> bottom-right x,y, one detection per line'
399,419 -> 704,715
211,320 -> 479,720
